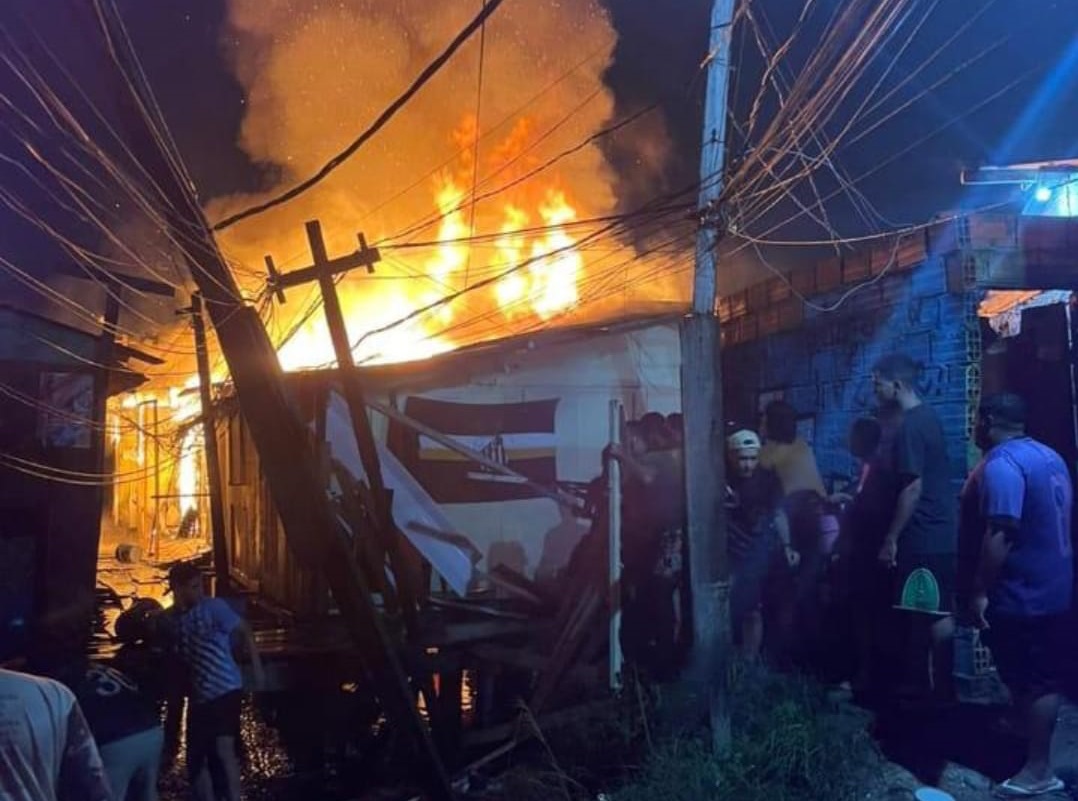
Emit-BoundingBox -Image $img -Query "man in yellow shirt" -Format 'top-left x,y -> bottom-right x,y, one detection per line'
759,400 -> 827,668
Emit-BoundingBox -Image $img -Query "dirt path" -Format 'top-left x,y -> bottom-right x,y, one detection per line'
863,700 -> 1078,800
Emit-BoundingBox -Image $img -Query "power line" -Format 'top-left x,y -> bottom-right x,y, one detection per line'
463,0 -> 489,289
211,0 -> 508,232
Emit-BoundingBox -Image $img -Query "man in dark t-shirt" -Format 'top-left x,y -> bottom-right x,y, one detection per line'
873,353 -> 957,698
726,429 -> 798,660
55,660 -> 164,801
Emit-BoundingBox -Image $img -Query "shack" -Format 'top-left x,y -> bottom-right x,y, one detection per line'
0,304 -> 153,660
218,312 -> 683,618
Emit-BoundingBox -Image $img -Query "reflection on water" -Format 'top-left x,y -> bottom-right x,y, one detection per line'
159,698 -> 296,801
157,671 -> 477,801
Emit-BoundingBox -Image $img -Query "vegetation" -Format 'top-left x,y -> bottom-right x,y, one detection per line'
477,664 -> 879,801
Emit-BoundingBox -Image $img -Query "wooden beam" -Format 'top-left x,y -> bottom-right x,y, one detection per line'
190,293 -> 230,595
50,262 -> 176,297
272,245 -> 380,289
462,699 -> 616,749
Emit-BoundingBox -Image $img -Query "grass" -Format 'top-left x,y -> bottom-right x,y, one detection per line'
477,663 -> 879,801
610,665 -> 878,801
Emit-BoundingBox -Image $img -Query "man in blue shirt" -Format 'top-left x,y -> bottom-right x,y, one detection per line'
962,393 -> 1073,797
167,564 -> 263,801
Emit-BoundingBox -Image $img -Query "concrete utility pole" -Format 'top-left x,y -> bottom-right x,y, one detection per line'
680,0 -> 737,753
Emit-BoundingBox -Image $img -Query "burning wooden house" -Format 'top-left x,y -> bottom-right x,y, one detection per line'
110,311 -> 683,618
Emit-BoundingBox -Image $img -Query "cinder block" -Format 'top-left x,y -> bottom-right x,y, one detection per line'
843,252 -> 872,284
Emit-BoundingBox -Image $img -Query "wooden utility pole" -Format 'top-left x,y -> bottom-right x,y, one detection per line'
81,5 -> 454,797
680,0 -> 737,753
189,292 -> 230,594
267,220 -> 421,629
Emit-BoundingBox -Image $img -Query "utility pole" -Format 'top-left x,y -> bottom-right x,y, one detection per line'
189,292 -> 230,595
680,0 -> 736,753
266,220 -> 421,630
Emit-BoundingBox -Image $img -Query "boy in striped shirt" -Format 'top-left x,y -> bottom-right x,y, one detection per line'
167,564 -> 262,801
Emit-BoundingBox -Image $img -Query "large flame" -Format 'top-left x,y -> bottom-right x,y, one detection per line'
205,0 -> 649,370
273,144 -> 589,370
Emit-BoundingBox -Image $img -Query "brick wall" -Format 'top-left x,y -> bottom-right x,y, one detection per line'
721,255 -> 973,493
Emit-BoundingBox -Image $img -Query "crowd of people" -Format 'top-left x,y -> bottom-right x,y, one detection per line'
1,563 -> 263,801
4,352 -> 1075,799
606,353 -> 1075,797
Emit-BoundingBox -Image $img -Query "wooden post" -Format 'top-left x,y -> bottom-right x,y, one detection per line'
84,5 -> 455,795
681,0 -> 737,754
91,292 -> 121,475
190,292 -> 230,594
270,220 -> 421,629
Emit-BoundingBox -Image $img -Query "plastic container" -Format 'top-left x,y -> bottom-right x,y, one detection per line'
114,543 -> 142,563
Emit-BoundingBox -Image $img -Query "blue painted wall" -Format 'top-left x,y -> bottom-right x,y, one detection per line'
722,257 -> 972,493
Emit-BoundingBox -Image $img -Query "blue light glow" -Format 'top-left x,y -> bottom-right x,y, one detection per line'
1022,176 -> 1078,218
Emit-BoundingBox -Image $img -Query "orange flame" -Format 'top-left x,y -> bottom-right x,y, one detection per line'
272,129 -> 588,371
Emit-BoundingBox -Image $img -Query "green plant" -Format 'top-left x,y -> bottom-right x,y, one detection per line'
610,664 -> 877,801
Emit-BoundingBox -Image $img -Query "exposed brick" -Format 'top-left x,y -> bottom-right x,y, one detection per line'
729,291 -> 748,318
817,258 -> 842,293
927,220 -> 960,256
746,282 -> 769,313
778,298 -> 805,331
968,214 -> 1018,249
792,266 -> 817,297
767,277 -> 792,304
722,256 -> 973,484
843,252 -> 872,284
759,306 -> 782,336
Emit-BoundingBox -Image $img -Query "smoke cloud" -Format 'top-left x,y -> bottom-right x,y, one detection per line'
208,0 -> 684,362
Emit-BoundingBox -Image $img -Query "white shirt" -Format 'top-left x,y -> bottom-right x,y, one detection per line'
0,669 -> 111,801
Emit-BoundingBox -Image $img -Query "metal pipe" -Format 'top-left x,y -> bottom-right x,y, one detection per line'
1065,299 -> 1078,472
607,400 -> 624,692
137,398 -> 160,559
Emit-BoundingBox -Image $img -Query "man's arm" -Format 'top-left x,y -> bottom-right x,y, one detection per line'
969,456 -> 1023,625
774,508 -> 800,568
58,699 -> 112,801
211,599 -> 264,690
972,520 -> 1015,596
881,418 -> 926,564
231,622 -> 265,689
608,444 -> 659,485
884,478 -> 923,551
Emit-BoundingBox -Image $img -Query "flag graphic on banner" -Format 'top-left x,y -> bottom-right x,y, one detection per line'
388,396 -> 559,503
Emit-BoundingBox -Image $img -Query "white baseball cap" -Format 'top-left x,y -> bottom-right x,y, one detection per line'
727,429 -> 761,454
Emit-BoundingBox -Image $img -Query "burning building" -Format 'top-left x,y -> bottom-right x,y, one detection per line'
104,0 -> 695,576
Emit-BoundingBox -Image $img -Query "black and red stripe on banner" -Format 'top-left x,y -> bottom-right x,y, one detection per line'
388,396 -> 559,504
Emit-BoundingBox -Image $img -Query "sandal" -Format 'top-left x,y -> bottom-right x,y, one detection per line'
995,777 -> 1065,797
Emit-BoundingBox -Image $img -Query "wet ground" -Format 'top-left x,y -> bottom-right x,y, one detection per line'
153,691 -> 420,801
158,698 -> 297,801
864,697 -> 1078,800
94,539 -> 1078,800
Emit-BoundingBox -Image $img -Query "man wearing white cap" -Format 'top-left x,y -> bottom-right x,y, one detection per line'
726,428 -> 798,660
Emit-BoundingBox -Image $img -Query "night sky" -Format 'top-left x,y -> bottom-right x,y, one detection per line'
117,0 -> 1078,226
1,0 -> 1077,316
